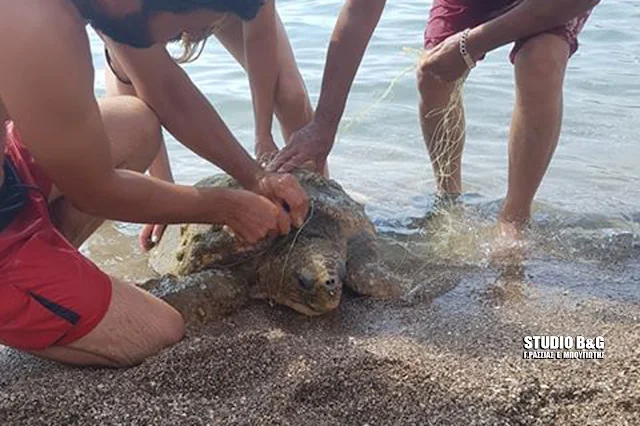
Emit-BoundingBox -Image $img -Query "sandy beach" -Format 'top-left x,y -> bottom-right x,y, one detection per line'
1,234 -> 638,425
1,2 -> 639,424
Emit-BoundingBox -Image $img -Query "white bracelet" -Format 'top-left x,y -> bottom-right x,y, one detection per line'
459,28 -> 476,70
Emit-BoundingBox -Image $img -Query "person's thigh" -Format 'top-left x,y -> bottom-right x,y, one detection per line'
33,276 -> 185,367
425,0 -> 482,50
213,13 -> 312,140
98,96 -> 162,171
424,0 -> 515,51
212,15 -> 245,64
49,96 -> 160,203
510,9 -> 593,64
0,225 -> 184,367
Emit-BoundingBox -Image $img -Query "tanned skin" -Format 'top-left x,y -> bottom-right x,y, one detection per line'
0,0 -> 308,244
0,0 -> 308,367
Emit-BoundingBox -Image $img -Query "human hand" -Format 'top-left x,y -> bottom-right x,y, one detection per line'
252,172 -> 310,230
138,223 -> 167,252
222,189 -> 289,244
420,31 -> 480,82
266,121 -> 334,174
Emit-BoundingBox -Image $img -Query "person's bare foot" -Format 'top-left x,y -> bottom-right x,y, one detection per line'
490,216 -> 529,266
410,192 -> 463,230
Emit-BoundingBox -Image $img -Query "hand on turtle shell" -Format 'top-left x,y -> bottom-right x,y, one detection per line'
266,121 -> 333,174
222,189 -> 287,244
253,172 -> 310,230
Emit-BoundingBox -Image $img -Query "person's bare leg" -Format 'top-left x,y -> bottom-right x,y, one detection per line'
271,13 -> 314,141
105,62 -> 173,249
30,276 -> 184,367
214,14 -> 323,175
417,60 -> 467,195
105,64 -> 174,185
500,34 -> 570,235
214,13 -> 313,140
23,96 -> 182,367
268,14 -> 326,175
49,96 -> 162,247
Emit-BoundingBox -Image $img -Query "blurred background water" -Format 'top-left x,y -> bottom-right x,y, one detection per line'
87,0 -> 640,282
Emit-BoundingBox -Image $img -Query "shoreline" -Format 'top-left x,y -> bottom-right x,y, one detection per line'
1,252 -> 638,425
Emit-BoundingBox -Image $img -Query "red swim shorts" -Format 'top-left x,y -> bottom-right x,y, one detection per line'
0,122 -> 111,351
424,0 -> 593,63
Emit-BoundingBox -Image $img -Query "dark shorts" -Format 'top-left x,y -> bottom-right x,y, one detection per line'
0,122 -> 111,351
424,0 -> 593,63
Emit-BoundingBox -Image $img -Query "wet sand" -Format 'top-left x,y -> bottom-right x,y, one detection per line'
1,225 -> 639,425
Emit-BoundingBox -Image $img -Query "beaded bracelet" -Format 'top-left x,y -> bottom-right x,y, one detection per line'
459,28 -> 476,70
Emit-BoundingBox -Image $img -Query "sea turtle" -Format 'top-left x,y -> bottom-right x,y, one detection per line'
145,170 -> 400,323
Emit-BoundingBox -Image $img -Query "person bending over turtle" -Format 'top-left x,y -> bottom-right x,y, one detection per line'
0,0 -> 308,368
416,0 -> 599,241
102,0 -> 315,250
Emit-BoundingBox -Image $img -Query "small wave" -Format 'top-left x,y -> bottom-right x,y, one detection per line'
373,195 -> 640,269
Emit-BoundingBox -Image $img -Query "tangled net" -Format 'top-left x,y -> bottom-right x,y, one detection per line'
342,47 -> 468,189
423,75 -> 467,191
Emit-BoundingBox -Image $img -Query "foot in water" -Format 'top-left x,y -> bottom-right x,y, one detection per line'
410,192 -> 463,229
490,215 -> 531,266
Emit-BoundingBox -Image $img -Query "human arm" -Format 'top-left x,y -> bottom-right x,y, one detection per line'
139,142 -> 175,250
421,0 -> 600,82
243,0 -> 280,158
469,0 -> 599,57
268,0 -> 387,173
106,41 -> 265,190
104,40 -> 308,227
0,7 -> 284,244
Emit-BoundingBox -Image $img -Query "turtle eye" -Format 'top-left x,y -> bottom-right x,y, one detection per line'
297,275 -> 314,291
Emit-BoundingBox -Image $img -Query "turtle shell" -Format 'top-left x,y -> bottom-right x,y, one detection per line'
149,170 -> 373,277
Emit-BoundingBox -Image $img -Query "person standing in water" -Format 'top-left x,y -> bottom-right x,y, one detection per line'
0,0 -> 308,367
102,0 -> 315,250
417,0 -> 599,241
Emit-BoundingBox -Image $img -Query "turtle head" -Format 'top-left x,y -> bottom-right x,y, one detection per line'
291,250 -> 346,315
254,236 -> 346,316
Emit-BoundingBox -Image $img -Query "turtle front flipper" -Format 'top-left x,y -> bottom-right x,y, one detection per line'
345,232 -> 403,299
141,270 -> 250,326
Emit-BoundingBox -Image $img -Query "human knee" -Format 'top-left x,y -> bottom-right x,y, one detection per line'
108,280 -> 185,367
126,97 -> 162,153
417,59 -> 447,98
515,35 -> 569,84
114,307 -> 185,368
157,306 -> 186,348
115,96 -> 163,171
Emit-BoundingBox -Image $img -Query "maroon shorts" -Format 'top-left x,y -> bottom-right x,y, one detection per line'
424,0 -> 593,63
0,122 -> 112,351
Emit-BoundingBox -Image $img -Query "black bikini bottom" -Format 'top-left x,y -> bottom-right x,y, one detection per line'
0,157 -> 29,232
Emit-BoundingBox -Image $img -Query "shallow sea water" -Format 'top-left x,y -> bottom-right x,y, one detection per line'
86,0 -> 639,290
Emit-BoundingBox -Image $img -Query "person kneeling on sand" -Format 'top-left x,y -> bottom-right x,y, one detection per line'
0,0 -> 308,368
416,0 -> 599,243
102,0 -> 315,250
